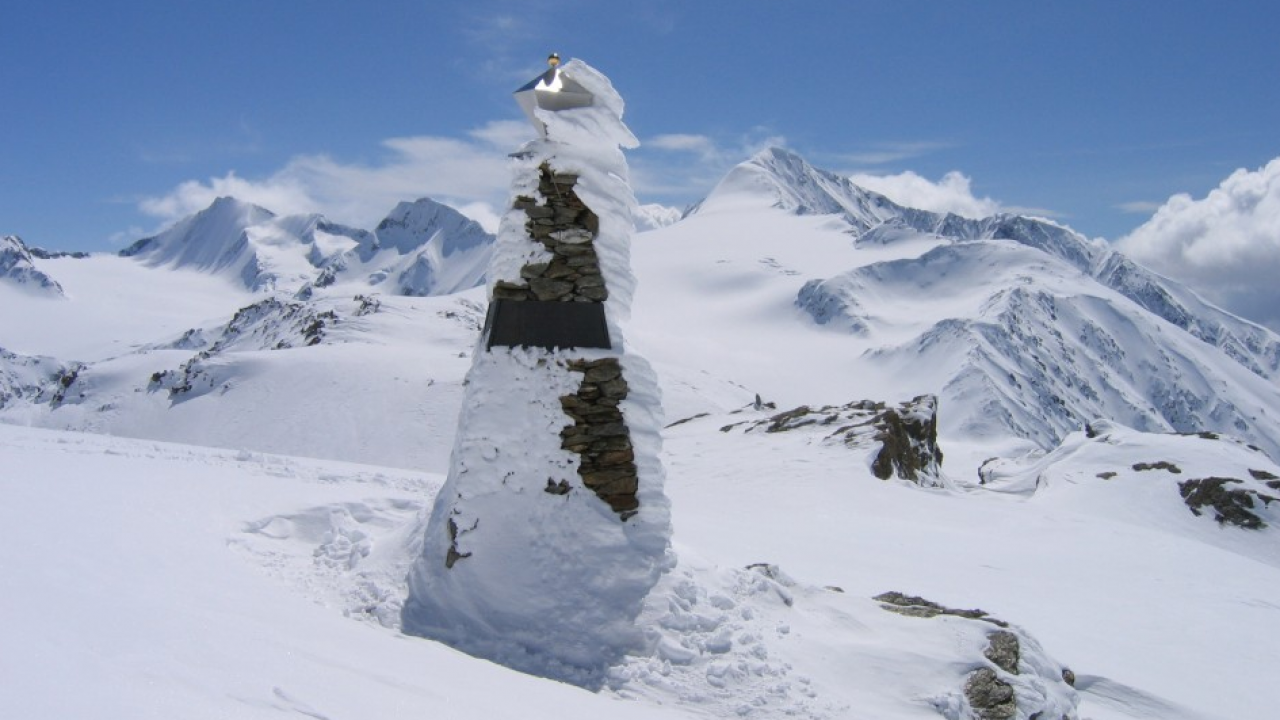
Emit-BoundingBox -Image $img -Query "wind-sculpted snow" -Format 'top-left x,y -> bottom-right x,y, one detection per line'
609,559 -> 1078,720
404,348 -> 674,687
1,234 -> 64,297
405,59 -> 673,688
979,420 -> 1280,567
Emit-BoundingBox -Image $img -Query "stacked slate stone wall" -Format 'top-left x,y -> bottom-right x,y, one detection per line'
494,163 -> 608,303
559,358 -> 639,518
494,162 -> 640,518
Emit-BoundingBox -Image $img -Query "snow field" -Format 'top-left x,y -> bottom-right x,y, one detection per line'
0,424 -> 694,720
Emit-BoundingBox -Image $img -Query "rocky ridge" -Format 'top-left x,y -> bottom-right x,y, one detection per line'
715,395 -> 944,486
148,295 -> 376,401
721,147 -> 1280,384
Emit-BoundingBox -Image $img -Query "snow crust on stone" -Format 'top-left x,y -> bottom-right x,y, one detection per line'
403,348 -> 673,685
404,59 -> 672,686
489,58 -> 641,338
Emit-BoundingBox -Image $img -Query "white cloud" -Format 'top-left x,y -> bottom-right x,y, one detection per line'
1115,200 -> 1163,214
468,120 -> 536,149
842,141 -> 952,165
647,133 -> 717,155
849,170 -> 1002,219
138,121 -> 524,234
631,129 -> 787,199
1117,156 -> 1280,331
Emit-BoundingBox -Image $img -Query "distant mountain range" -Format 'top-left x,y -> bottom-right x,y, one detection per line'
5,149 -> 1280,462
119,195 -> 492,296
695,148 -> 1280,457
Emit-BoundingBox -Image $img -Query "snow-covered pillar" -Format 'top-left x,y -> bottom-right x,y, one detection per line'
402,58 -> 673,688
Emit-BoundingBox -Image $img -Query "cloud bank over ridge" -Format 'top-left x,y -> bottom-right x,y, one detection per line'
137,121 -> 533,234
1118,156 -> 1280,331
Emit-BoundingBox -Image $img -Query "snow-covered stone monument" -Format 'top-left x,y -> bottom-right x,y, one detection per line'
402,57 -> 673,687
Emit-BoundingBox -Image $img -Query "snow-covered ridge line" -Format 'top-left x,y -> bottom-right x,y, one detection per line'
120,195 -> 494,296
709,148 -> 1280,382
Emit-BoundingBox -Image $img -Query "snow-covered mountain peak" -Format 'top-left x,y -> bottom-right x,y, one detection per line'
120,196 -> 277,287
698,147 -> 902,232
1,234 -> 65,297
699,148 -> 1111,276
374,197 -> 490,257
124,196 -> 277,260
363,198 -> 492,296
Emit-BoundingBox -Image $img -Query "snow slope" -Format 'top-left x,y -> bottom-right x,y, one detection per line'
0,425 -> 692,720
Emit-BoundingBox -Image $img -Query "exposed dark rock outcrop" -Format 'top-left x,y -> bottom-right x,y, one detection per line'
1179,477 -> 1277,529
984,630 -> 1021,675
874,591 -> 1007,627
444,516 -> 473,568
26,246 -> 89,260
48,363 -> 85,408
723,395 -> 943,485
1133,460 -> 1181,473
875,591 -> 1077,720
965,667 -> 1016,720
0,347 -> 77,409
870,395 -> 942,482
151,298 -> 347,400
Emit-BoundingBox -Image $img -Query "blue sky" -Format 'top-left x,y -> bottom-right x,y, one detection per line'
3,1 -> 1278,254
